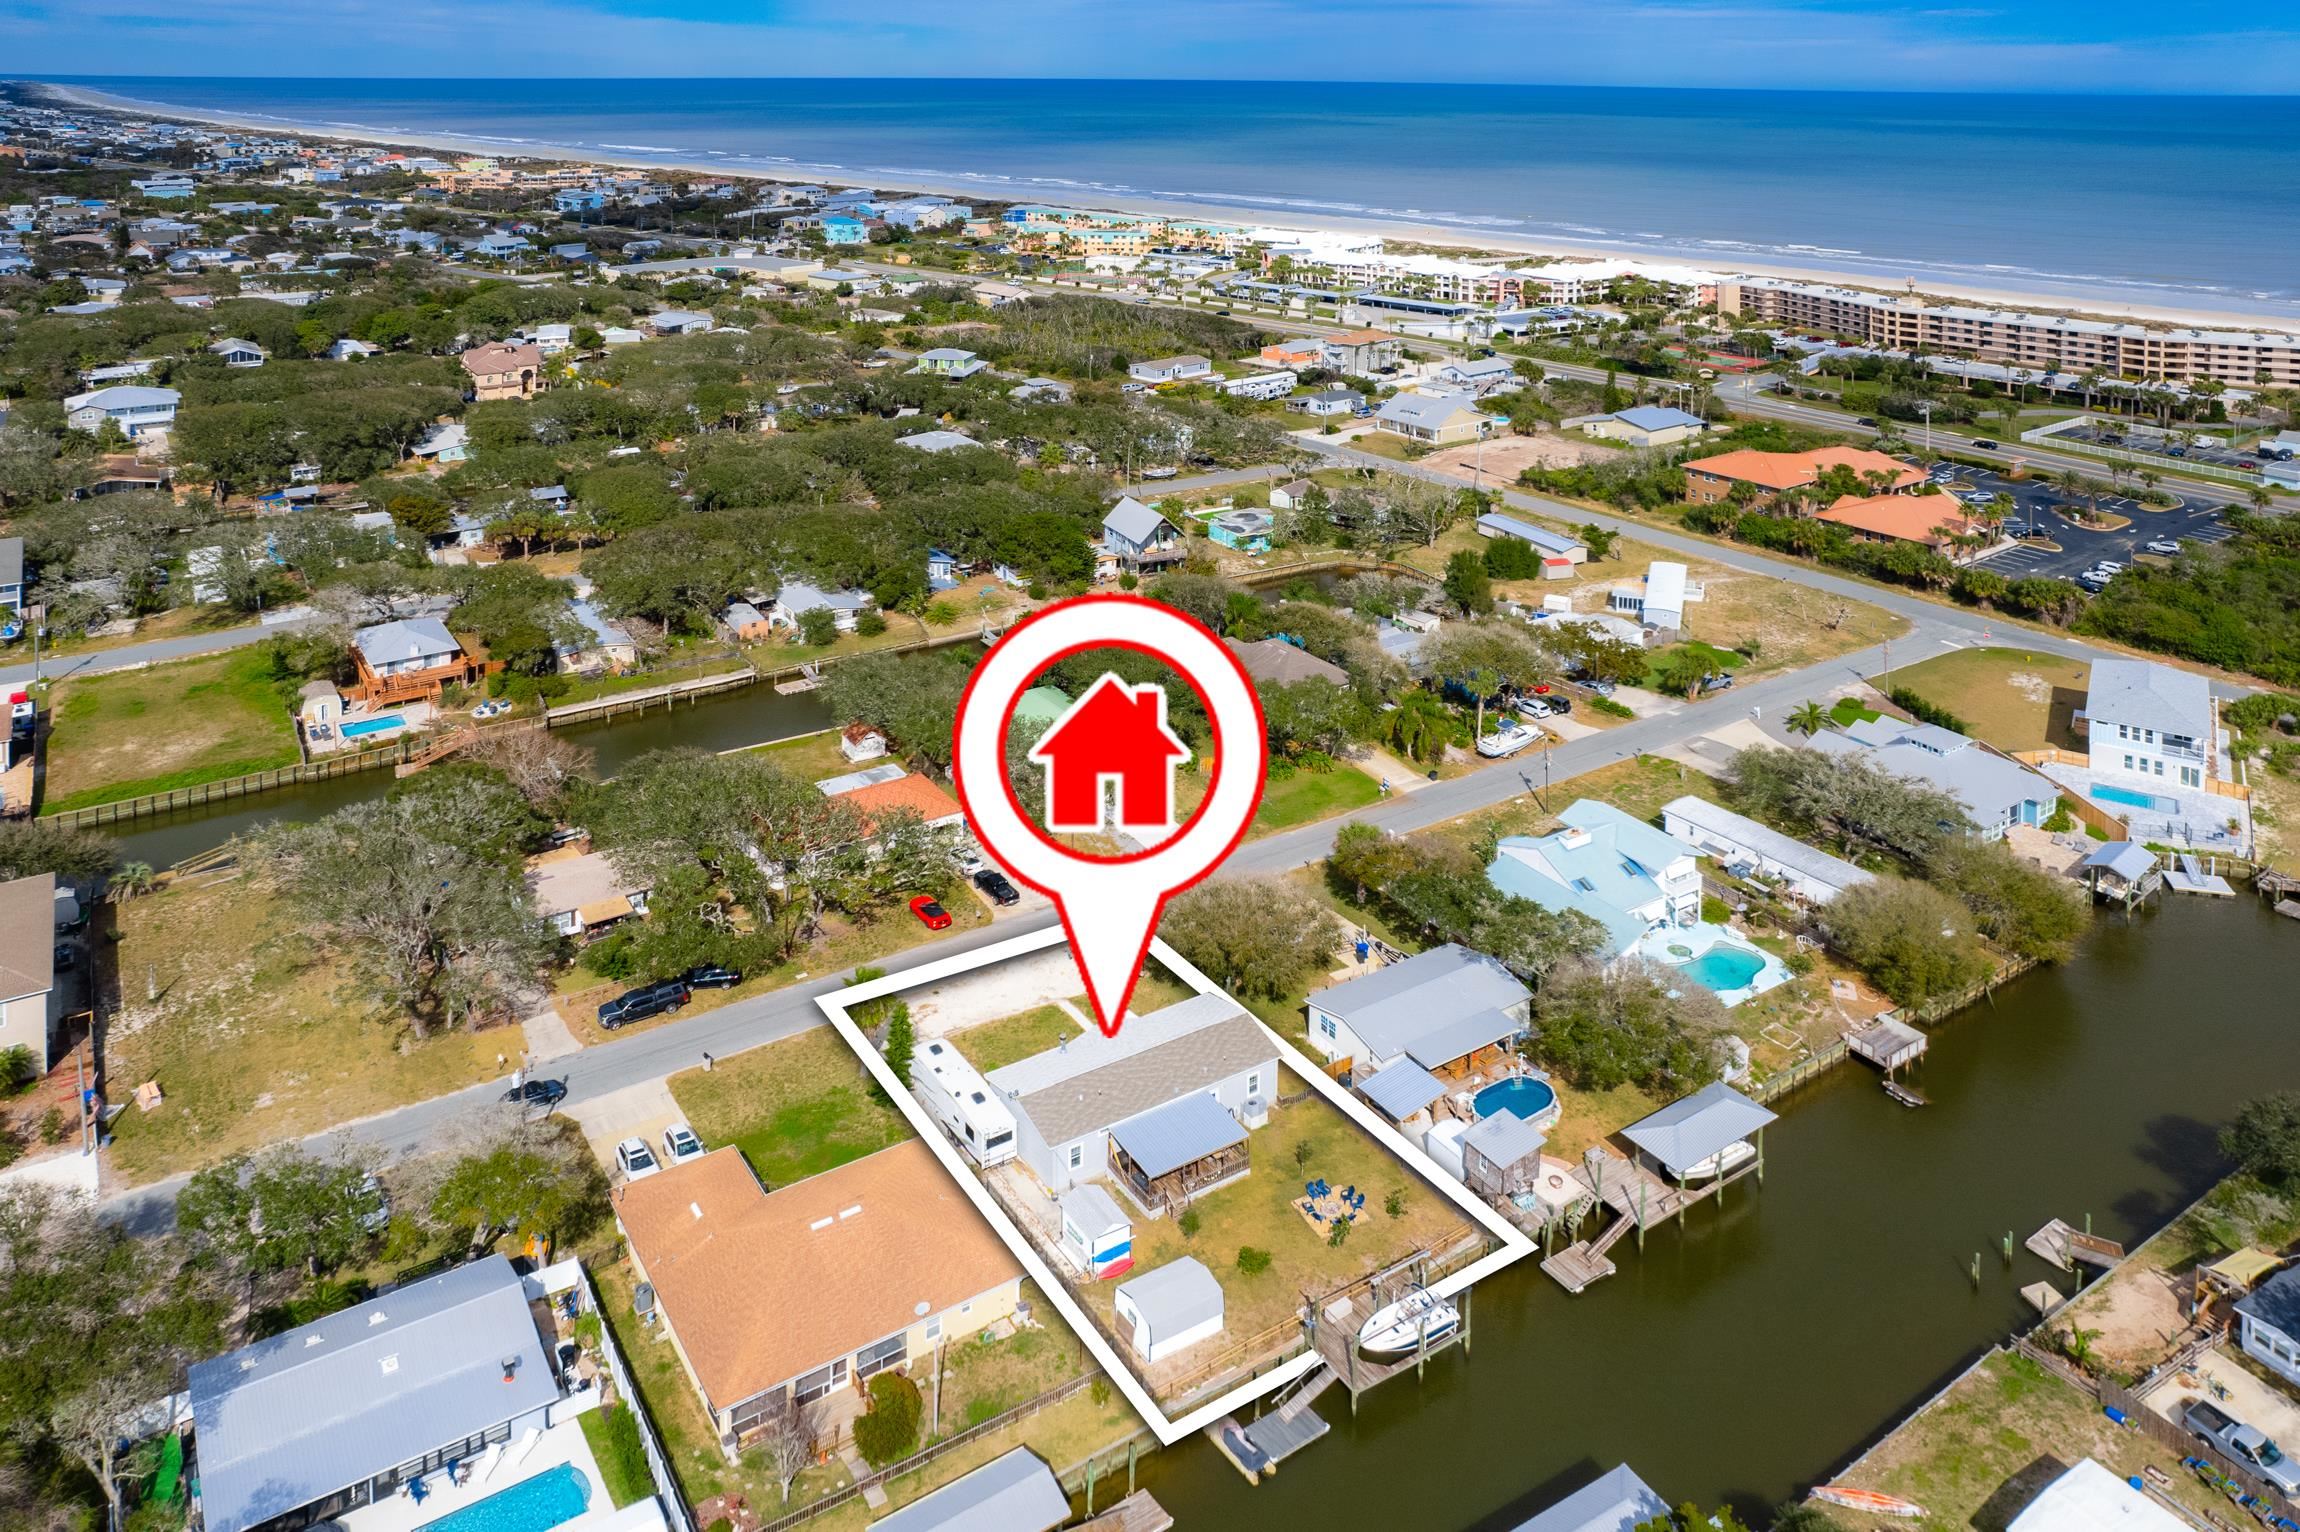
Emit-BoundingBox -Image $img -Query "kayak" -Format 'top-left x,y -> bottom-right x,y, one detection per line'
1811,1485 -> 1925,1517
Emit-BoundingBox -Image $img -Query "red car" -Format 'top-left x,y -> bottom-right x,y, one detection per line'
909,895 -> 953,930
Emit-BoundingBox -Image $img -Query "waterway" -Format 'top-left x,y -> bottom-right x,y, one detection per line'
1141,896 -> 2299,1528
107,681 -> 832,867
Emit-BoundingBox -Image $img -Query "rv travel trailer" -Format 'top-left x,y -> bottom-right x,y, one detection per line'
914,1039 -> 1019,1167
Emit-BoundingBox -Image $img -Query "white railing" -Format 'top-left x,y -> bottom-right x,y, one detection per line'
577,1263 -> 696,1532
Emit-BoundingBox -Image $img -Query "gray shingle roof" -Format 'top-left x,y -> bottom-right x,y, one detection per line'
1223,636 -> 1348,688
990,994 -> 1273,1146
1376,392 -> 1484,430
1310,943 -> 1530,1061
0,875 -> 55,1004
1613,405 -> 1706,431
2088,658 -> 2213,743
1117,1257 -> 1222,1333
1620,1082 -> 1776,1178
2236,1264 -> 2300,1340
187,1256 -> 558,1532
0,535 -> 21,588
869,1447 -> 1069,1532
1108,1091 -> 1247,1179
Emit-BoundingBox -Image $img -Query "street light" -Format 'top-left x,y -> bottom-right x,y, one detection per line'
1920,401 -> 1933,459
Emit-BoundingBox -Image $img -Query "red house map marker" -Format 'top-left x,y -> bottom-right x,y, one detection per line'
952,595 -> 1266,1037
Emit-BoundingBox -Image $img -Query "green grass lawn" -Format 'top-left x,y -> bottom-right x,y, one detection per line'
575,1401 -> 654,1509
1884,646 -> 2091,754
44,646 -> 301,810
667,1028 -> 910,1189
948,1004 -> 1080,1073
1830,695 -> 1883,727
1251,763 -> 1383,834
1639,639 -> 1745,696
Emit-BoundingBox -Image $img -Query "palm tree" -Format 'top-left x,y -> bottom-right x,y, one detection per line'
111,862 -> 155,901
1386,690 -> 1452,764
1787,701 -> 1831,737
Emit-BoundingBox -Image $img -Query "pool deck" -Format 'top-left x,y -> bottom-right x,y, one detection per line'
1632,923 -> 1793,1009
339,1408 -> 660,1532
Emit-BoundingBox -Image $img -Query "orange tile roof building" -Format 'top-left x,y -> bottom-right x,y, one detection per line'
1816,493 -> 1982,552
1683,446 -> 1924,506
839,773 -> 966,832
614,1141 -> 1022,1450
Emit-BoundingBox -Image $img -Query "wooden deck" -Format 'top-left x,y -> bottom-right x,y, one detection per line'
1077,1492 -> 1173,1532
1307,1289 -> 1465,1399
2026,1218 -> 2126,1272
1539,1146 -> 1763,1293
1540,1241 -> 1618,1293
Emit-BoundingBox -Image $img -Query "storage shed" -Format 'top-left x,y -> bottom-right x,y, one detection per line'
1058,1184 -> 1133,1280
1114,1257 -> 1224,1363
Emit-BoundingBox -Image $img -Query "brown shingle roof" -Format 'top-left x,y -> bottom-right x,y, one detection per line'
614,1141 -> 1018,1411
0,874 -> 55,1002
1223,636 -> 1348,688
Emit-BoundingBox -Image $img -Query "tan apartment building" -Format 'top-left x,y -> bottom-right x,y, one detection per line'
1720,276 -> 2300,387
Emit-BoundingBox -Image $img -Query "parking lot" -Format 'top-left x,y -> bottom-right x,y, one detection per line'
1919,460 -> 2234,582
2056,420 -> 2281,474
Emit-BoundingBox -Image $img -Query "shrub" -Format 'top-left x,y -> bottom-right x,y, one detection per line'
1292,1139 -> 1314,1168
2224,1093 -> 2300,1188
581,930 -> 639,981
1887,686 -> 1969,735
923,599 -> 958,626
1589,695 -> 1634,719
38,1106 -> 67,1145
855,609 -> 888,638
1825,877 -> 1994,1007
1236,1246 -> 1273,1276
851,1372 -> 924,1468
1483,537 -> 1545,580
0,1044 -> 33,1095
1327,1218 -> 1351,1248
796,607 -> 839,647
1177,1207 -> 1202,1240
1383,1187 -> 1406,1218
586,1402 -> 652,1508
1118,571 -> 1139,591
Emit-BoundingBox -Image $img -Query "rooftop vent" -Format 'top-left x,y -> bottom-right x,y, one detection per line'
690,1202 -> 703,1220
838,1204 -> 863,1220
379,1355 -> 399,1374
809,1216 -> 834,1231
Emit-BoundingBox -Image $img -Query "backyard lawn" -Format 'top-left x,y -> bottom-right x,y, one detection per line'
1251,762 -> 1383,834
1884,647 -> 2090,754
44,646 -> 302,810
667,1027 -> 910,1188
105,879 -> 510,1182
948,1004 -> 1081,1073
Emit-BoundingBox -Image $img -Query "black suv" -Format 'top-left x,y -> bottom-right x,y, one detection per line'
973,868 -> 1022,906
501,1078 -> 568,1111
598,978 -> 691,1030
684,963 -> 743,989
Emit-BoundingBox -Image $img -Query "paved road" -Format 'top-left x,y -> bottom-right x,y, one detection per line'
0,610 -> 321,689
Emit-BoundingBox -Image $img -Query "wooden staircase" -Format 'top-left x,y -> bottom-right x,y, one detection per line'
393,728 -> 475,777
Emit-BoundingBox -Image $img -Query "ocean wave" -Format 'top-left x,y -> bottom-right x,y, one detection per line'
596,142 -> 685,153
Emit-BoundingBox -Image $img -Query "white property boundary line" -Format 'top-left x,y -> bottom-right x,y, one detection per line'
816,923 -> 1537,1445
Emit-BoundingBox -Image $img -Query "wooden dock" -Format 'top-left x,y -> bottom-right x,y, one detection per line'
2165,854 -> 2236,897
1077,1491 -> 1173,1532
1539,1147 -> 1762,1293
1305,1285 -> 1469,1402
2026,1218 -> 2126,1272
772,663 -> 822,695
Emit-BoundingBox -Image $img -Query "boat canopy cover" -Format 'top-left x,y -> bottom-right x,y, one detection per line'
1620,1081 -> 1777,1178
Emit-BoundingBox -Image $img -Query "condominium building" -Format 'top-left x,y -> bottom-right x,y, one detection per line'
1719,276 -> 2300,387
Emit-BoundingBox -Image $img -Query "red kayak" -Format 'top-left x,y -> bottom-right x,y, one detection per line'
1812,1485 -> 1926,1517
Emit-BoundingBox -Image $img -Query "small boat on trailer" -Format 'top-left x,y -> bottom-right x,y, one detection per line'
1356,1288 -> 1460,1361
1811,1484 -> 1925,1518
1883,1079 -> 1928,1108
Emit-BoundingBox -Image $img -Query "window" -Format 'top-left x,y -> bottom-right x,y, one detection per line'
925,1316 -> 942,1344
1068,1144 -> 1084,1170
2123,755 -> 2135,771
1318,1016 -> 1337,1039
2181,766 -> 2201,788
1247,1071 -> 1262,1097
728,1386 -> 786,1436
855,1333 -> 908,1381
792,1359 -> 846,1405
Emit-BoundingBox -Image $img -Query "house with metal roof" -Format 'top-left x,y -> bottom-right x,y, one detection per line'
2084,657 -> 2224,793
554,599 -> 636,675
768,579 -> 874,633
1582,404 -> 1709,448
1114,1257 -> 1225,1363
1101,496 -> 1184,573
986,992 -> 1275,1213
63,383 -> 180,436
185,1256 -> 573,1532
1509,1463 -> 1669,1532
1125,354 -> 1213,385
911,347 -> 987,378
0,875 -> 62,1072
349,617 -> 475,705
870,1447 -> 1069,1532
1806,716 -> 2058,839
1476,512 -> 1587,565
1486,800 -> 1702,962
1660,795 -> 1874,906
1355,1059 -> 1449,1128
895,428 -> 981,454
1619,1081 -> 1775,1181
1305,942 -> 1531,1076
1373,390 -> 1497,445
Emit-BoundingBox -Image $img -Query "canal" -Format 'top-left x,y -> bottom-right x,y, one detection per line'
106,681 -> 834,867
1140,895 -> 2300,1528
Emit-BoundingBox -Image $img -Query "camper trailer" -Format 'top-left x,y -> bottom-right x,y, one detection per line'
914,1039 -> 1019,1167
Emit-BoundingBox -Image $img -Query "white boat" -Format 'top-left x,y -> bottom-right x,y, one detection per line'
1477,721 -> 1541,758
1679,1139 -> 1758,1182
1356,1289 -> 1460,1361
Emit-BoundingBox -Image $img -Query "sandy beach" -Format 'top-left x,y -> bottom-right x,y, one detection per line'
32,79 -> 2300,336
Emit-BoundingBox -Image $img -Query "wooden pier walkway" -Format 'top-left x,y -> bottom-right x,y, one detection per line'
1077,1491 -> 1173,1532
1539,1147 -> 1762,1293
2026,1218 -> 2126,1272
1305,1286 -> 1469,1402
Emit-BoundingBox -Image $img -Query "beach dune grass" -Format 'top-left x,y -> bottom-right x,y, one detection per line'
43,646 -> 301,812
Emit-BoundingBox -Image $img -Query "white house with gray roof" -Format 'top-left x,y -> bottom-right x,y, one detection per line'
1806,716 -> 2058,839
869,1447 -> 1068,1532
1100,496 -> 1183,573
1660,795 -> 1874,905
1373,391 -> 1496,445
768,579 -> 873,633
1486,800 -> 1700,961
985,992 -> 1275,1212
0,875 -> 62,1072
2084,658 -> 2224,793
1305,942 -> 1530,1075
63,384 -> 180,437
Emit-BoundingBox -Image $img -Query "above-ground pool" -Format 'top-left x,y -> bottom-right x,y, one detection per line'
2091,783 -> 2177,814
416,1463 -> 592,1532
1681,944 -> 1767,994
1475,1076 -> 1560,1128
339,714 -> 407,739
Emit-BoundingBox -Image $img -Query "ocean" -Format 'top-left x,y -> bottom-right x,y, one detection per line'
42,77 -> 2300,321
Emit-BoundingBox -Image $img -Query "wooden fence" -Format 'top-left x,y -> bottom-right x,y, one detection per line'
41,738 -> 415,830
1749,1038 -> 1849,1106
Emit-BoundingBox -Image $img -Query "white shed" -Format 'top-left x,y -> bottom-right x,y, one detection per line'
1114,1257 -> 1223,1363
1057,1184 -> 1133,1280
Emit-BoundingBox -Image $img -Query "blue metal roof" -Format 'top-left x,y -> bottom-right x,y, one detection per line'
1109,1091 -> 1247,1180
1620,1082 -> 1777,1179
1510,1463 -> 1670,1532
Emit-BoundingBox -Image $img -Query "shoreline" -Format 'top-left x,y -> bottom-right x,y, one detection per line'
27,78 -> 2300,335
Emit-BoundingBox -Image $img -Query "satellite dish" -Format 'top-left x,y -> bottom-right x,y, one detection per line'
914,1300 -> 931,1317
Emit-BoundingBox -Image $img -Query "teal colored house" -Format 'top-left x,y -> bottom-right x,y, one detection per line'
821,214 -> 869,245
1485,800 -> 1701,961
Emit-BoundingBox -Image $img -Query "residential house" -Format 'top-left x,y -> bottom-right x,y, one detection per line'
1205,508 -> 1274,553
0,536 -> 22,612
1435,356 -> 1523,395
1806,717 -> 2060,838
528,848 -> 650,940
643,309 -> 714,337
985,993 -> 1276,1213
2235,1264 -> 2300,1389
1258,337 -> 1327,368
896,429 -> 981,454
459,341 -> 541,402
349,616 -> 476,705
1126,354 -> 1214,385
870,1449 -> 1069,1532
1510,1465 -> 1670,1532
530,323 -> 574,355
1660,795 -> 1875,905
0,875 -> 62,1072
1373,392 -> 1496,445
1322,329 -> 1405,374
1305,943 -> 1531,1078
925,548 -> 962,591
63,384 -> 180,437
2084,657 -> 2224,793
1475,513 -> 1586,568
1224,635 -> 1346,687
1581,405 -> 1710,448
1100,497 -> 1184,574
1485,799 -> 1703,963
410,421 -> 470,464
554,599 -> 637,674
208,337 -> 266,367
324,337 -> 378,361
1682,445 -> 1923,507
184,1257 -> 590,1532
819,214 -> 869,244
470,232 -> 530,259
1114,1257 -> 1224,1364
1290,387 -> 1363,418
911,347 -> 987,378
770,580 -> 873,633
1268,478 -> 1318,511
837,771 -> 967,833
1217,369 -> 1297,401
1816,492 -> 1982,553
1606,560 -> 1691,635
1007,376 -> 1072,403
723,600 -> 772,641
613,1141 -> 1022,1451
2004,1459 -> 2188,1532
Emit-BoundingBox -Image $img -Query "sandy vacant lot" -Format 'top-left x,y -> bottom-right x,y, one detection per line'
1422,430 -> 1620,479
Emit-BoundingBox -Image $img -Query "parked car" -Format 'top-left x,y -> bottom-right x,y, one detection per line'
2185,1400 -> 2300,1496
1515,695 -> 1553,720
1700,671 -> 1735,693
2144,539 -> 2183,556
2093,560 -> 2125,574
910,894 -> 953,930
2239,459 -> 2259,470
501,1078 -> 568,1111
614,1137 -> 663,1181
973,868 -> 1022,906
951,846 -> 988,878
1855,416 -> 1879,428
683,963 -> 742,989
662,1123 -> 705,1165
597,978 -> 690,1030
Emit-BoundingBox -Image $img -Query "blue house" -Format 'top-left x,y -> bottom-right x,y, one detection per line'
821,215 -> 869,245
926,548 -> 962,591
1485,800 -> 1702,962
1100,497 -> 1184,574
0,536 -> 25,614
553,188 -> 606,213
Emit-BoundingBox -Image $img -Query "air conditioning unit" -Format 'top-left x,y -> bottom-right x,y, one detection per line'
1243,1096 -> 1269,1129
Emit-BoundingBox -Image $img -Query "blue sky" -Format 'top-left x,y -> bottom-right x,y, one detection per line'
5,0 -> 2297,92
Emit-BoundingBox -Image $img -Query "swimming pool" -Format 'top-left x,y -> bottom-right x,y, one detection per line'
416,1463 -> 591,1532
1682,945 -> 1767,994
1475,1076 -> 1559,1127
339,715 -> 406,739
2091,783 -> 2175,814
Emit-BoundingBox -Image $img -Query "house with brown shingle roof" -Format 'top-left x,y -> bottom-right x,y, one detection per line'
0,875 -> 61,1071
1682,445 -> 1923,507
458,341 -> 542,402
613,1140 -> 1022,1453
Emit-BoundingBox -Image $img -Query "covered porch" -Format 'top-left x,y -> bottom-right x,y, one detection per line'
1109,1095 -> 1251,1217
